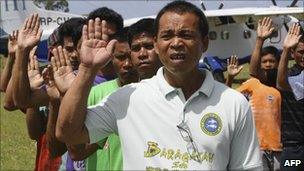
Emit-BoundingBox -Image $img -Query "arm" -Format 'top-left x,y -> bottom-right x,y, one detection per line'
56,18 -> 116,145
277,23 -> 302,91
12,14 -> 48,108
0,30 -> 18,92
249,17 -> 274,81
225,55 -> 243,87
67,143 -> 100,161
26,107 -> 45,141
3,79 -> 18,111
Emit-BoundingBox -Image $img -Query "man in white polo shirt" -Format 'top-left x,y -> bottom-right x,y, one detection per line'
57,1 -> 262,170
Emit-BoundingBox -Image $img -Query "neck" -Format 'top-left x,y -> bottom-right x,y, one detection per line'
164,68 -> 204,100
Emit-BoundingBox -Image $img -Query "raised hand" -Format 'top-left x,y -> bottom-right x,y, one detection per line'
257,17 -> 275,40
227,55 -> 243,78
18,13 -> 42,50
8,30 -> 18,55
283,23 -> 302,49
42,66 -> 60,100
51,46 -> 76,95
27,46 -> 44,90
80,18 -> 116,71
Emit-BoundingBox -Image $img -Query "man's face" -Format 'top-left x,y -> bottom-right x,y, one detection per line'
291,41 -> 304,68
112,41 -> 138,85
63,36 -> 79,70
131,33 -> 160,79
155,12 -> 208,76
261,54 -> 278,70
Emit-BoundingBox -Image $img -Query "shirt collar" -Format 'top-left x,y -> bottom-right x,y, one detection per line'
156,67 -> 215,98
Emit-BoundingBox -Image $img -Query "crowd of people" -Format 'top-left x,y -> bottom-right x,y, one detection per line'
0,1 -> 303,170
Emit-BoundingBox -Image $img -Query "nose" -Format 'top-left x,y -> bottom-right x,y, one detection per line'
138,47 -> 148,60
170,37 -> 183,50
123,57 -> 133,70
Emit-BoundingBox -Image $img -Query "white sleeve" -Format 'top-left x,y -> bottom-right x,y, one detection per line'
85,97 -> 118,144
228,103 -> 263,170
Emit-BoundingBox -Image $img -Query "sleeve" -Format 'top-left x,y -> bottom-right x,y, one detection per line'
228,101 -> 263,170
85,97 -> 118,144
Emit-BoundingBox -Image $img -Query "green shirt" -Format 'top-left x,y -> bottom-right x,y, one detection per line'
86,79 -> 122,170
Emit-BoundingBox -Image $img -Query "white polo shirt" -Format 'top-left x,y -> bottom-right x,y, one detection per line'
85,67 -> 262,170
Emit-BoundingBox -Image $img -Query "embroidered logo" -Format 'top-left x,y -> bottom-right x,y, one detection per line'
200,113 -> 222,136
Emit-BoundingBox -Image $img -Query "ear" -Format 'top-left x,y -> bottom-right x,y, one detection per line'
290,48 -> 295,59
201,36 -> 209,53
154,36 -> 159,55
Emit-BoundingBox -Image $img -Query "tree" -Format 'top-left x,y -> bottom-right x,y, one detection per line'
33,0 -> 69,12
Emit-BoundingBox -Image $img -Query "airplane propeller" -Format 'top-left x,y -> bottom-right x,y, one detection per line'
271,0 -> 298,7
200,1 -> 224,11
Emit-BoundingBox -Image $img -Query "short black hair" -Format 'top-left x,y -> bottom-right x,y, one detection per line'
128,18 -> 155,45
154,0 -> 209,38
261,46 -> 280,61
110,27 -> 129,43
87,7 -> 123,31
57,17 -> 86,47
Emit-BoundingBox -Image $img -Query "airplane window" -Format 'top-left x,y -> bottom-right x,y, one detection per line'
243,30 -> 251,39
209,31 -> 217,40
221,31 -> 229,40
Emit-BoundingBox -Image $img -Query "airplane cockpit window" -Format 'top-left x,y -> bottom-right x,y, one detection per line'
243,30 -> 251,39
221,31 -> 229,40
209,31 -> 217,40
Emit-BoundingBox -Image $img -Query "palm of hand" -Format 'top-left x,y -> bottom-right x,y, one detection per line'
28,70 -> 43,90
80,39 -> 110,67
228,65 -> 242,77
53,66 -> 75,94
257,26 -> 272,38
46,83 -> 60,99
8,40 -> 17,54
18,30 -> 40,49
284,34 -> 298,48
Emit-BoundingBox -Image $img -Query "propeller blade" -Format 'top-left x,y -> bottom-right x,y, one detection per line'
289,0 -> 298,7
201,2 -> 206,11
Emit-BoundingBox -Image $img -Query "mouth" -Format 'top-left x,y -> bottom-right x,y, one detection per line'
138,60 -> 151,67
70,60 -> 79,67
170,52 -> 186,61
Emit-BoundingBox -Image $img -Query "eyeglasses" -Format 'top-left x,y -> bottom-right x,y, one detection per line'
177,122 -> 202,163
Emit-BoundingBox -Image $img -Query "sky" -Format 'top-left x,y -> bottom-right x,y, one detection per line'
68,0 -> 301,19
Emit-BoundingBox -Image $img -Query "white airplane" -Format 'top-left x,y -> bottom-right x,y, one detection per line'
0,0 -> 83,61
1,0 -> 303,67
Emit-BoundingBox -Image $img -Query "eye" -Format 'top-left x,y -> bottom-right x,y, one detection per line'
144,44 -> 154,50
131,45 -> 140,52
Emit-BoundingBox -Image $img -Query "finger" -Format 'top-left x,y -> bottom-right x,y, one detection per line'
238,65 -> 244,72
101,20 -> 109,42
51,57 -> 57,72
22,18 -> 29,30
261,17 -> 266,26
42,68 -> 49,85
94,18 -> 102,40
58,46 -> 66,66
258,19 -> 262,27
227,58 -> 230,65
8,34 -> 12,41
34,55 -> 39,70
88,19 -> 95,39
16,30 -> 19,40
34,14 -> 40,33
31,13 -> 38,30
294,24 -> 300,36
30,46 -> 37,57
105,39 -> 117,57
235,56 -> 239,66
290,23 -> 296,34
63,49 -> 72,67
12,30 -> 16,39
48,65 -> 55,81
82,25 -> 88,41
53,47 -> 61,68
30,52 -> 35,70
27,14 -> 34,30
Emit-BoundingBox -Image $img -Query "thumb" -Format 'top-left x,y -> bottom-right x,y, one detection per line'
106,39 -> 117,56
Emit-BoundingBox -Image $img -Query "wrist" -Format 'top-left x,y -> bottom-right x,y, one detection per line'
256,37 -> 265,42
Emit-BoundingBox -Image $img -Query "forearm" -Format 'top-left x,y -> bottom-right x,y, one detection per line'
12,47 -> 48,107
3,79 -> 18,111
46,99 -> 67,158
225,75 -> 234,88
0,54 -> 15,92
277,47 -> 291,90
26,107 -> 45,141
250,38 -> 264,79
56,64 -> 96,145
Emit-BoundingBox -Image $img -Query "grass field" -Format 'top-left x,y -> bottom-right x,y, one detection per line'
0,55 -> 251,170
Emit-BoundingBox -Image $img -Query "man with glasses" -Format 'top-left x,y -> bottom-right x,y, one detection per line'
57,1 -> 262,170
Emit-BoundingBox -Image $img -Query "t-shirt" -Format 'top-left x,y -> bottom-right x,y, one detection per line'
85,67 -> 262,170
86,79 -> 122,171
281,64 -> 304,144
237,78 -> 282,151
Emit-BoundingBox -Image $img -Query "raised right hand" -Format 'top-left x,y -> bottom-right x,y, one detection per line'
8,30 -> 18,55
283,23 -> 302,49
17,13 -> 42,50
79,18 -> 116,71
27,46 -> 44,90
257,17 -> 275,40
227,55 -> 243,78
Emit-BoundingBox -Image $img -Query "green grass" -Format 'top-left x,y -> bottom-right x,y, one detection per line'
0,93 -> 36,170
